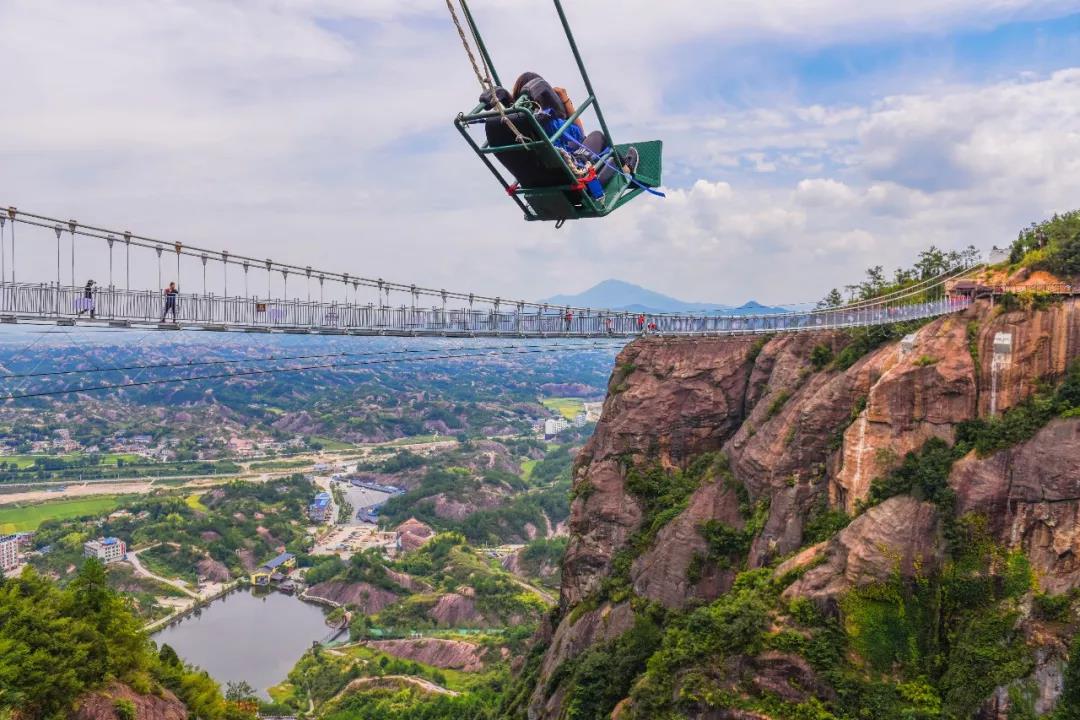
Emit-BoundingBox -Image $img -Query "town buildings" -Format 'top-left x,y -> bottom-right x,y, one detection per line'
0,534 -> 20,571
309,492 -> 332,523
250,552 -> 296,586
83,537 -> 127,564
544,417 -> 570,438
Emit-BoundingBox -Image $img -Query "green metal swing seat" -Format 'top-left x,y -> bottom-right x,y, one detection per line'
454,99 -> 663,223
447,0 -> 663,224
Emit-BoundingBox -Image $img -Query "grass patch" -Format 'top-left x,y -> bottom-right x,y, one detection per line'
184,493 -> 207,513
384,434 -> 445,447
541,397 -> 585,420
0,452 -> 144,469
310,436 -> 356,451
765,390 -> 792,419
520,459 -> 538,482
0,495 -> 127,533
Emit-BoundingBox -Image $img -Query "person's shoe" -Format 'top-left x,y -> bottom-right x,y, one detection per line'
621,146 -> 639,176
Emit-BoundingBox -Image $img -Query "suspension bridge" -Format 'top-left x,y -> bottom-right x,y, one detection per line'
0,206 -> 979,340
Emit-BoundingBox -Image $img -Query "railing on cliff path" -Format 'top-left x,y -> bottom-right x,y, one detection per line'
0,206 -> 983,339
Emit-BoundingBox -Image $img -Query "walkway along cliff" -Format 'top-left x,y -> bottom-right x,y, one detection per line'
515,293 -> 1080,720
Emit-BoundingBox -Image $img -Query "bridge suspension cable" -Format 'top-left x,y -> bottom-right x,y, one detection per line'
0,205 -> 984,338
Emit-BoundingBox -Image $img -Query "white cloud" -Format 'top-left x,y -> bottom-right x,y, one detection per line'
0,2 -> 1077,308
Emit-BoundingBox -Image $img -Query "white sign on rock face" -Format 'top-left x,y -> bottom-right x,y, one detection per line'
989,332 -> 1014,418
993,332 -> 1014,357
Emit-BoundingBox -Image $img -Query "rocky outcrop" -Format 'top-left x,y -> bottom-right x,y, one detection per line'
782,496 -> 944,605
428,592 -> 487,626
73,682 -> 187,720
723,332 -> 882,564
528,296 -> 1080,720
976,299 -> 1080,417
365,638 -> 487,671
504,548 -> 561,587
196,557 -> 230,582
678,651 -> 834,713
395,517 -> 436,552
630,475 -> 744,609
530,602 -> 636,719
950,418 -> 1080,593
387,568 -> 430,593
830,314 -> 976,512
234,548 -> 258,572
308,580 -> 398,614
431,490 -> 505,521
562,337 -> 758,609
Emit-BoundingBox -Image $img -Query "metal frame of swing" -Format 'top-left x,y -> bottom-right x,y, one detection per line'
451,0 -> 662,223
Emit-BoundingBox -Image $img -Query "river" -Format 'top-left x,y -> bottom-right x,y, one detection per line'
153,588 -> 332,699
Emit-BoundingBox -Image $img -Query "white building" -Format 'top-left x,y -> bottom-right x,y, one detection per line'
0,534 -> 19,571
83,537 -> 127,564
544,418 -> 570,437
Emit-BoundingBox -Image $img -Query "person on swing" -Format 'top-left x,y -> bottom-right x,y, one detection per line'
480,72 -> 638,185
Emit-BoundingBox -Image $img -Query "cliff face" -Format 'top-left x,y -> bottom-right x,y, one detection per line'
951,418 -> 1080,594
561,336 -> 759,609
527,296 -> 1080,720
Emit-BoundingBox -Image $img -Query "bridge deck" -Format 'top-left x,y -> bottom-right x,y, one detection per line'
0,282 -> 971,338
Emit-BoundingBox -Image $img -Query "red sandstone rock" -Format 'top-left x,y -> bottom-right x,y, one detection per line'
307,580 -> 398,614
365,638 -> 487,672
395,517 -> 436,552
73,682 -> 187,720
950,418 -> 1080,593
783,496 -> 943,605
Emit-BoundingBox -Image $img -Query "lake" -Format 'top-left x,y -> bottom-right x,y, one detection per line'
153,589 -> 332,699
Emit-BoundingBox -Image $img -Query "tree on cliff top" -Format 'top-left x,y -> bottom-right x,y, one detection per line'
1009,209 -> 1080,276
0,562 -> 244,720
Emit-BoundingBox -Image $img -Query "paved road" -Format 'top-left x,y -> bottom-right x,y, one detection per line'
0,440 -> 466,507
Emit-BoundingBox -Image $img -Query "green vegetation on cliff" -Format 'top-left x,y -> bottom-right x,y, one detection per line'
0,562 -> 241,719
1009,209 -> 1080,276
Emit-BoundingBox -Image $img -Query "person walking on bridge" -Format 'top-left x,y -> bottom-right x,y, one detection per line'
161,282 -> 178,323
76,279 -> 96,319
564,309 -> 573,332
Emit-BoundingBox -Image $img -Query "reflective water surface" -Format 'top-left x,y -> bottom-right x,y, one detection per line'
153,589 -> 329,699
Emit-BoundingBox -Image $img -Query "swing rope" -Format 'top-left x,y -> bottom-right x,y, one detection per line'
445,0 -> 529,145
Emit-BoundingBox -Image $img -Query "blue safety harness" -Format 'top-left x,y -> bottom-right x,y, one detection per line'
539,113 -> 666,199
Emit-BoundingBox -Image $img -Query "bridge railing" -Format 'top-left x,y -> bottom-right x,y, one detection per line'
0,280 -> 971,337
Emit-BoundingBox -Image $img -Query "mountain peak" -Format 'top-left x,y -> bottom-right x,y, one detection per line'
541,280 -> 784,315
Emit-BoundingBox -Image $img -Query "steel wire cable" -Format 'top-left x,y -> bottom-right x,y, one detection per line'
2,208 -> 982,320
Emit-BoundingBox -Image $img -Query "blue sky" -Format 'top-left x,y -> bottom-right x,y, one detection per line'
693,11 -> 1080,104
0,1 -> 1077,307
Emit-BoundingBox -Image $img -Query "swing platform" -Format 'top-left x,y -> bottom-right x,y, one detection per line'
448,0 -> 663,224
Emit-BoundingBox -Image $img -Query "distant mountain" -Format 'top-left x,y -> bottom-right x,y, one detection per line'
541,279 -> 785,315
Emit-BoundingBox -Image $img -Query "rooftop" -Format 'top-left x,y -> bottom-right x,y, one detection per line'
262,552 -> 295,570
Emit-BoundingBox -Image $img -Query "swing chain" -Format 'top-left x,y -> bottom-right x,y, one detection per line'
444,0 -> 529,144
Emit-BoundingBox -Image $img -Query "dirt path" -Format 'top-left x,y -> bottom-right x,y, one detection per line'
507,573 -> 556,604
125,548 -> 200,599
334,675 -> 459,699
